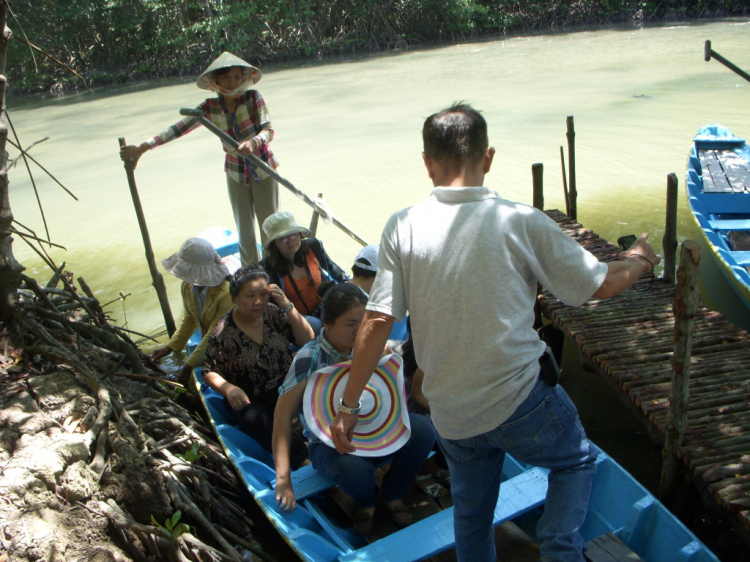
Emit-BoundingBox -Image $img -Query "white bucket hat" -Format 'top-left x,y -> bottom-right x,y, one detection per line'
196,52 -> 262,91
262,211 -> 311,248
354,244 -> 379,272
162,238 -> 230,287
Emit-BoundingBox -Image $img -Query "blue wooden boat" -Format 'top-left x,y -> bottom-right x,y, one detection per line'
184,228 -> 720,561
191,367 -> 720,562
686,125 -> 750,331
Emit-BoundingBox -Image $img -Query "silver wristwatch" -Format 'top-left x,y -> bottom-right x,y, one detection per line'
337,397 -> 361,415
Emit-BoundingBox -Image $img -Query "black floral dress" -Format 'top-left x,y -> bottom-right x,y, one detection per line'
203,305 -> 308,467
204,304 -> 293,405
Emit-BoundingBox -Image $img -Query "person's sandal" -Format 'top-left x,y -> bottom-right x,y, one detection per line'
416,474 -> 449,499
353,509 -> 375,535
383,500 -> 413,527
434,469 -> 451,488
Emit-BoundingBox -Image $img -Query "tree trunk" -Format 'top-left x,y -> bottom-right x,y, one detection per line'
0,0 -> 23,325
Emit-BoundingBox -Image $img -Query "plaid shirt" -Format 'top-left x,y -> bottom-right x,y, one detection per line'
279,330 -> 351,397
279,330 -> 352,444
146,90 -> 278,186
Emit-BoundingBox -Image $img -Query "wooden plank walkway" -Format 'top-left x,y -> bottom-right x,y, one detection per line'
539,209 -> 750,539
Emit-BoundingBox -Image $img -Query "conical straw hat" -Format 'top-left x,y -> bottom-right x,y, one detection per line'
196,52 -> 262,90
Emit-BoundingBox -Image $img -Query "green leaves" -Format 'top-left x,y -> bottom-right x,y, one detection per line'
174,442 -> 205,463
151,510 -> 190,540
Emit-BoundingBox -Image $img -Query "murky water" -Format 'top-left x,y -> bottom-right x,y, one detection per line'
8,19 -> 750,560
8,20 -> 750,343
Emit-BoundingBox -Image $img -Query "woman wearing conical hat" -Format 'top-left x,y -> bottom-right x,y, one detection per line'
120,52 -> 279,265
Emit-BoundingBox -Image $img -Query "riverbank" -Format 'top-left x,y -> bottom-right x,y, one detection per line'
0,268 -> 284,562
7,4 -> 747,97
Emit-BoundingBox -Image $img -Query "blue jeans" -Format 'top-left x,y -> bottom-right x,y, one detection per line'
308,413 -> 435,508
437,376 -> 598,562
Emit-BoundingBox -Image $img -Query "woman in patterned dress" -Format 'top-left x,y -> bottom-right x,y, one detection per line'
203,264 -> 313,468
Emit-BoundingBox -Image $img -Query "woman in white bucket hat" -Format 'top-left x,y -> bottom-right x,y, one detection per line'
151,237 -> 236,384
120,52 -> 279,265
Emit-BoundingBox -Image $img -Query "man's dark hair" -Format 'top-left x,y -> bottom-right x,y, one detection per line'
422,103 -> 488,170
351,264 -> 376,278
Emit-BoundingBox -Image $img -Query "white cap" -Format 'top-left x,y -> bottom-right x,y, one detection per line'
354,244 -> 379,272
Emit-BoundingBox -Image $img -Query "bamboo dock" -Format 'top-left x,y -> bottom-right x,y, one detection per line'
539,209 -> 750,540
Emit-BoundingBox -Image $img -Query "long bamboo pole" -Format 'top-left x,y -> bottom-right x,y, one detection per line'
179,108 -> 367,247
118,138 -> 175,337
705,40 -> 750,84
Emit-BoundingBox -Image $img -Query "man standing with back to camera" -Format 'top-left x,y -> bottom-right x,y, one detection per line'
329,103 -> 660,561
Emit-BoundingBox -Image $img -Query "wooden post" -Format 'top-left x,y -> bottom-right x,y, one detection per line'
566,116 -> 577,221
0,2 -> 24,325
660,241 -> 700,504
662,173 -> 679,284
309,192 -> 323,237
559,146 -> 569,216
118,138 -> 176,338
532,163 -> 545,330
532,163 -> 544,211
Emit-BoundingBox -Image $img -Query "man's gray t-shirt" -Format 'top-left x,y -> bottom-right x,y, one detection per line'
367,186 -> 608,440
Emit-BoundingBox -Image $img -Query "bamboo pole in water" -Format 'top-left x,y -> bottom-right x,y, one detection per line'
559,147 -> 569,216
663,173 -> 678,284
565,116 -> 577,221
118,137 -> 176,338
660,241 -> 700,503
532,163 -> 544,211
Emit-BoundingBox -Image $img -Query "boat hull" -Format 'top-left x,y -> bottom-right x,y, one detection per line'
193,371 -> 719,562
188,228 -> 720,562
686,124 -> 750,331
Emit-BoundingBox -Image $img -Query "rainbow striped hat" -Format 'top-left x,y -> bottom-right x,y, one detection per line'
303,354 -> 411,457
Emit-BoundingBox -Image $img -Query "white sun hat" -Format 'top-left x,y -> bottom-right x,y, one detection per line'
161,238 -> 230,287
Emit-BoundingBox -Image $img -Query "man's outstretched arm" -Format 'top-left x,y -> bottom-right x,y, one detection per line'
329,311 -> 395,454
592,233 -> 660,299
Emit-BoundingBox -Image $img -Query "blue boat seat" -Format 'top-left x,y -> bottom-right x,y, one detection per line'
389,314 -> 409,341
270,464 -> 337,502
730,251 -> 750,266
337,467 -> 548,562
708,219 -> 750,231
269,452 -> 406,502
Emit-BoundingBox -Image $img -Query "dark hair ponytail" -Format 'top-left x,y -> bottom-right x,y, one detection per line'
318,282 -> 367,324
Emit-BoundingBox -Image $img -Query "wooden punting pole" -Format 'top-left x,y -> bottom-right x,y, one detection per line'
705,40 -> 750,84
660,241 -> 700,504
118,137 -> 176,338
179,108 -> 368,247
